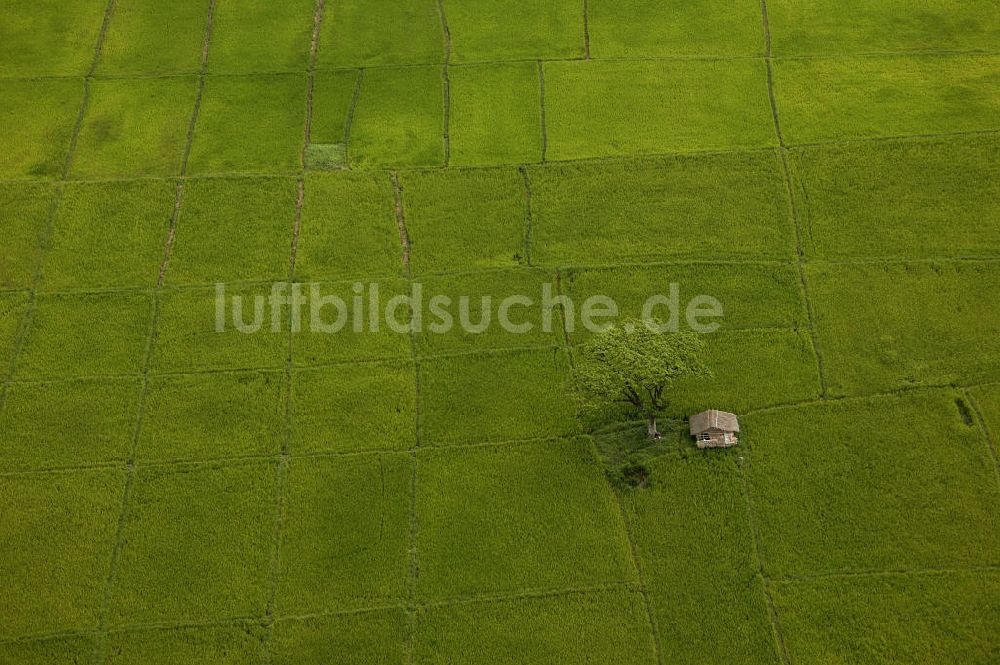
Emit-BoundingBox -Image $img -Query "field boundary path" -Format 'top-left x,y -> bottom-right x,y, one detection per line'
259,2 -> 326,663
89,1 -> 219,663
759,0 -> 828,401
389,170 -> 426,664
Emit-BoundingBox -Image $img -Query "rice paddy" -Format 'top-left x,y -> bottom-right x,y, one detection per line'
1,0 -> 998,662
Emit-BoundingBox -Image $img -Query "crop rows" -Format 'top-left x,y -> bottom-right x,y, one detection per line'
2,0 -> 999,663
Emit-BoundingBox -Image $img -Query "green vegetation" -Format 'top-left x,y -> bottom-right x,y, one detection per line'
623,455 -> 780,665
807,261 -> 1000,395
0,0 -> 108,76
271,612 -> 407,665
671,329 -> 821,414
277,454 -> 411,612
0,635 -> 94,665
589,0 -> 764,57
774,55 -> 1000,144
0,183 -> 53,289
449,63 -> 542,166
767,0 -> 1000,55
744,391 -> 1000,577
413,269 -> 562,356
109,461 -> 277,625
0,291 -> 29,368
3,2 -> 1000,660
317,0 -> 442,67
302,143 -> 346,170
581,329 -> 820,430
401,168 -> 528,274
447,0 -> 583,62
528,150 -> 795,265
208,0 -> 314,74
0,468 -> 124,637
0,79 -> 82,178
310,69 -> 360,144
291,361 -> 416,453
17,292 -> 152,379
0,378 -> 141,470
154,286 -> 286,373
290,279 -> 413,366
792,136 -> 1000,259
414,591 -> 656,663
969,384 -> 1000,445
72,77 -> 198,178
98,0 -> 209,75
563,264 -> 807,339
44,181 -> 174,290
416,439 -> 634,598
296,172 -> 403,282
188,75 -> 306,174
772,572 -> 1000,664
577,321 -> 708,439
544,60 -> 776,160
420,348 -> 577,445
349,66 -> 444,168
168,177 -> 296,285
140,371 -> 285,462
104,624 -> 267,665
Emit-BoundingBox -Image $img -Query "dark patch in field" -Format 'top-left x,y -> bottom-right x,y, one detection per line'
620,463 -> 650,489
955,397 -> 975,426
592,421 -> 681,489
304,142 -> 346,170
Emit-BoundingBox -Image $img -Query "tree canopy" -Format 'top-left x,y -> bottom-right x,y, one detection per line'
576,319 -> 709,439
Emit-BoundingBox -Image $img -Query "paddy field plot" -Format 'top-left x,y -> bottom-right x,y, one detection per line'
743,390 -> 1000,577
1,79 -> 85,179
317,0 -> 443,68
622,454 -> 779,665
275,454 -> 411,614
71,77 -> 198,178
1,0 -> 999,662
807,261 -> 1000,395
295,172 -> 404,282
0,377 -> 141,470
186,74 -> 306,174
771,572 -> 1000,664
207,0 -> 315,74
543,59 -> 776,159
0,183 -> 54,288
766,0 -> 1000,55
0,0 -> 109,77
97,0 -> 209,76
789,135 -> 1000,260
399,167 -> 530,274
43,180 -> 174,290
588,0 -> 764,57
448,63 -> 543,166
773,54 -> 1000,144
290,360 -> 417,454
139,370 -> 286,462
415,439 -> 635,598
166,177 -> 297,285
526,150 -> 796,265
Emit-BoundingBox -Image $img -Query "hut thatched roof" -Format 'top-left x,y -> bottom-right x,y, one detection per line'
689,410 -> 740,435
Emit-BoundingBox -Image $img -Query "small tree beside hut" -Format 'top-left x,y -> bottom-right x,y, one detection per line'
576,319 -> 709,440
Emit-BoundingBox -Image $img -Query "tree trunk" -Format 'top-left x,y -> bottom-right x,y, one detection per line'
646,415 -> 661,440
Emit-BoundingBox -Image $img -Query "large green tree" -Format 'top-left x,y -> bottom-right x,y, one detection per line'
577,319 -> 709,439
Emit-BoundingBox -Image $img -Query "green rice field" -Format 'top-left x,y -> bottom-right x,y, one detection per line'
1,0 -> 999,663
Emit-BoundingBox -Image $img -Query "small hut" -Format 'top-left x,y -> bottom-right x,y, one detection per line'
689,410 -> 739,448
